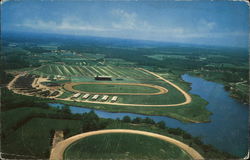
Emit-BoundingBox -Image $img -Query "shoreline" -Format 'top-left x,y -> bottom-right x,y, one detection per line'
48,101 -> 211,124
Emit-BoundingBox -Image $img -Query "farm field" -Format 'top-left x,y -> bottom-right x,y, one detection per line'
1,111 -> 83,159
30,64 -> 156,80
146,54 -> 188,61
63,133 -> 192,160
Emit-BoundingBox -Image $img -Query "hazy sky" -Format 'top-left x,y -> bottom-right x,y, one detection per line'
2,0 -> 249,48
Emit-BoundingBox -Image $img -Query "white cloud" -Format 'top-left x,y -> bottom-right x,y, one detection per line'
111,9 -> 137,30
18,18 -> 110,32
16,12 -> 245,43
198,19 -> 216,32
111,9 -> 152,31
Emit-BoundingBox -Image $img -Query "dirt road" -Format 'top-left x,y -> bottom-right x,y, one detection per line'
139,68 -> 192,105
50,129 -> 204,160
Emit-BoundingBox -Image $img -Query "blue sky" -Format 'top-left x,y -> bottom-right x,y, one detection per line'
2,0 -> 249,48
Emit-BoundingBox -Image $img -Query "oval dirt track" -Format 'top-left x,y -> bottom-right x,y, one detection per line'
50,129 -> 204,160
64,82 -> 168,95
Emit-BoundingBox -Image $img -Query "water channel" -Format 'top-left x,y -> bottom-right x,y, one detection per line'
49,74 -> 249,157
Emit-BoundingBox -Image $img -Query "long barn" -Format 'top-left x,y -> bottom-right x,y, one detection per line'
95,76 -> 112,81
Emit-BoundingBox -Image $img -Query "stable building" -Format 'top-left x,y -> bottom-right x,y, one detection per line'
101,95 -> 109,101
82,94 -> 90,99
111,96 -> 118,102
95,75 -> 112,81
72,93 -> 81,98
92,95 -> 99,100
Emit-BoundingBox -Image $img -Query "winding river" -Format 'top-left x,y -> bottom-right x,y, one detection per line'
49,74 -> 249,157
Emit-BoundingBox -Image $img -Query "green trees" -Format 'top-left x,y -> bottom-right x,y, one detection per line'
122,116 -> 131,123
142,117 -> 155,125
81,110 -> 110,132
82,110 -> 100,132
132,117 -> 143,124
121,116 -> 165,128
61,106 -> 71,114
156,121 -> 166,129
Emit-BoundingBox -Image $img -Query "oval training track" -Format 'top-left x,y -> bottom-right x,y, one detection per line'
50,129 -> 204,160
64,82 -> 168,95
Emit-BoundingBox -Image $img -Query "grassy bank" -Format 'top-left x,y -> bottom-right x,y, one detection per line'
189,70 -> 249,104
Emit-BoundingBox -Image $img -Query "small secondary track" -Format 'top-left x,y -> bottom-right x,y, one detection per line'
50,129 -> 204,160
64,82 -> 168,95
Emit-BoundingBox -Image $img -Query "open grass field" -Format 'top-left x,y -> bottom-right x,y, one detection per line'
63,133 -> 192,160
1,111 -> 82,159
1,107 -> 58,134
70,82 -> 167,95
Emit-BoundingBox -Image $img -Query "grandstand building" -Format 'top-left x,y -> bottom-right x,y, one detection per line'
95,75 -> 112,81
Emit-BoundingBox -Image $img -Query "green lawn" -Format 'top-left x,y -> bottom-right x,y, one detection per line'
64,133 -> 191,160
72,83 -> 160,93
1,117 -> 82,159
1,107 -> 58,133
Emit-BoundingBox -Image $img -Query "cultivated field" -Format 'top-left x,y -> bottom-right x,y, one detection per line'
29,64 -> 156,80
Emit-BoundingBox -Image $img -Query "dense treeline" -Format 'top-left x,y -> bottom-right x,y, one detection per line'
0,71 -> 13,85
59,42 -> 248,84
1,88 -> 48,111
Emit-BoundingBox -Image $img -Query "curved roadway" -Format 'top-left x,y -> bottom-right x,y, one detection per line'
50,129 -> 204,160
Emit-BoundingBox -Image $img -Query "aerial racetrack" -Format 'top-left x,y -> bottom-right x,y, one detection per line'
61,68 -> 192,107
50,129 -> 204,160
8,65 -> 211,123
8,66 -> 192,107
